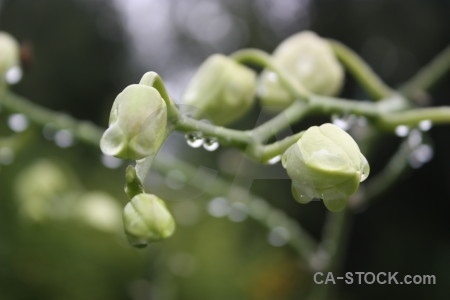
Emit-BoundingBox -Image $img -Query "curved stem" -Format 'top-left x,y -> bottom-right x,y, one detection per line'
230,48 -> 310,100
355,141 -> 411,209
400,44 -> 450,100
251,100 -> 309,142
327,40 -> 394,100
139,71 -> 179,120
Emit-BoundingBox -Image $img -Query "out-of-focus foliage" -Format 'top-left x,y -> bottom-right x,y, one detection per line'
0,0 -> 449,300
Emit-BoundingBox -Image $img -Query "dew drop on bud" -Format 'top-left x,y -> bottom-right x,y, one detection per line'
203,137 -> 219,151
395,125 -> 409,137
185,132 -> 204,148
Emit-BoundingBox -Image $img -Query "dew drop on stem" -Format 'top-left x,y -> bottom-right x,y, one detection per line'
203,137 -> 219,151
395,125 -> 409,137
7,113 -> 29,132
185,132 -> 204,148
418,119 -> 432,132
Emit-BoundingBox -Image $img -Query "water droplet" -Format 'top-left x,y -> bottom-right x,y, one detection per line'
291,181 -> 312,204
185,132 -> 204,148
266,155 -> 281,165
165,170 -> 187,190
101,154 -> 122,169
409,144 -> 434,168
395,125 -> 409,137
0,147 -> 15,165
5,66 -> 23,84
407,129 -> 422,148
54,130 -> 74,148
207,197 -> 230,218
331,114 -> 350,131
267,226 -> 290,247
228,202 -> 248,223
203,137 -> 219,151
359,154 -> 370,182
418,119 -> 432,131
7,114 -> 29,132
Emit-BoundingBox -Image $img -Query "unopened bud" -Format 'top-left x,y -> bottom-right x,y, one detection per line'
258,31 -> 344,110
100,82 -> 167,160
123,193 -> 176,247
183,54 -> 257,126
282,123 -> 369,211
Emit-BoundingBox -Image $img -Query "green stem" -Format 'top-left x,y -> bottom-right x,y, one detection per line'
230,48 -> 310,100
400,44 -> 450,100
251,100 -> 309,142
0,89 -> 318,264
0,90 -> 102,146
307,209 -> 352,300
154,152 -> 318,267
327,40 -> 394,100
355,141 -> 411,209
379,106 -> 450,129
259,131 -> 304,162
139,71 -> 179,120
175,116 -> 252,149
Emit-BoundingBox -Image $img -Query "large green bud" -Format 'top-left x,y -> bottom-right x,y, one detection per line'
282,123 -> 369,212
123,193 -> 176,247
0,32 -> 20,76
100,82 -> 167,160
258,31 -> 344,110
182,54 -> 257,126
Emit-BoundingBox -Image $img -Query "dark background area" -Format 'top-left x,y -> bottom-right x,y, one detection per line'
0,0 -> 449,299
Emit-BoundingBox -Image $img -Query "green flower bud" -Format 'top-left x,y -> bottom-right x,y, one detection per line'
183,54 -> 257,126
123,193 -> 176,247
258,31 -> 344,111
100,83 -> 167,160
0,32 -> 20,76
282,123 -> 369,212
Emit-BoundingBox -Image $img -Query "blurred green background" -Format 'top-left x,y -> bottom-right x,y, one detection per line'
0,0 -> 449,299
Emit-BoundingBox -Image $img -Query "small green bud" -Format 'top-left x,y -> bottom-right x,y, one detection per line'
100,83 -> 167,160
282,123 -> 369,212
258,31 -> 344,110
0,32 -> 20,76
123,193 -> 176,247
182,54 -> 257,126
